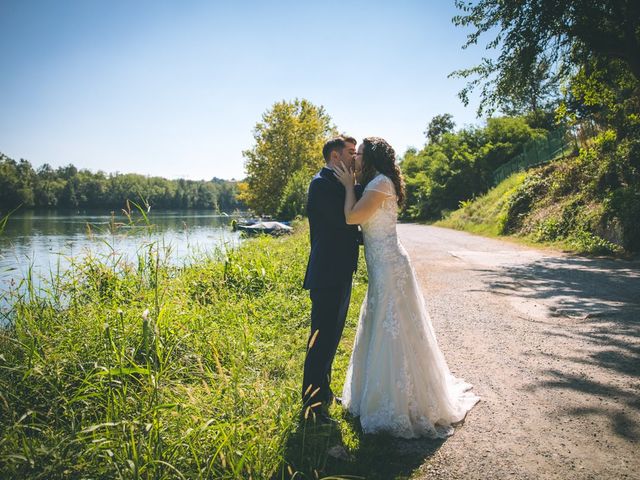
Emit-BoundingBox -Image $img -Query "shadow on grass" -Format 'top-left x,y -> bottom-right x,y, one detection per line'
275,411 -> 444,480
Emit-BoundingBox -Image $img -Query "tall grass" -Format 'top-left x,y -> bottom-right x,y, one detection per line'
0,205 -> 21,235
2,212 -> 444,479
0,219 -> 379,479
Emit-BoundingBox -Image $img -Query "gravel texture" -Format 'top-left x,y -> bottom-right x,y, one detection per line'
396,224 -> 640,480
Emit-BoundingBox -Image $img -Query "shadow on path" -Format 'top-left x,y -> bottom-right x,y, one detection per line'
482,254 -> 640,443
484,255 -> 640,320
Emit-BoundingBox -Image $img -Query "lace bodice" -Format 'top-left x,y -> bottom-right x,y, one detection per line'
361,174 -> 399,262
361,174 -> 406,341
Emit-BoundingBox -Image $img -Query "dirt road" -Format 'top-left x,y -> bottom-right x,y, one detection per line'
396,224 -> 640,480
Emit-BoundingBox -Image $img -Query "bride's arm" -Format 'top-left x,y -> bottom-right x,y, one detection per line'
334,163 -> 387,225
344,190 -> 387,225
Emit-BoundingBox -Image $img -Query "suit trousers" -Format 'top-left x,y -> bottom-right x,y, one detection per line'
301,278 -> 353,412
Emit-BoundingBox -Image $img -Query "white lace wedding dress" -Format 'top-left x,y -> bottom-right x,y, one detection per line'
342,174 -> 479,438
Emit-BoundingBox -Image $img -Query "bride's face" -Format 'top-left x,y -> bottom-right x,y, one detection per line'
355,144 -> 364,182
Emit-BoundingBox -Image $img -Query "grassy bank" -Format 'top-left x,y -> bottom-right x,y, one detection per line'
436,172 -> 527,239
0,223 -> 368,479
437,133 -> 639,256
1,223 -> 442,479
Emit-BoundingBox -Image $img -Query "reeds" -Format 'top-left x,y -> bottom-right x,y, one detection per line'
0,220 -> 370,479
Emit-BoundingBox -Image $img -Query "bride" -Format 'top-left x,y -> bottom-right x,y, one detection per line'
332,137 -> 479,439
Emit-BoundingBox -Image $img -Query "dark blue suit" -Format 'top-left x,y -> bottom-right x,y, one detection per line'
302,167 -> 362,411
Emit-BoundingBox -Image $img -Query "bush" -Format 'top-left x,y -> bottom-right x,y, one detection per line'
402,116 -> 546,220
277,170 -> 311,220
496,128 -> 638,253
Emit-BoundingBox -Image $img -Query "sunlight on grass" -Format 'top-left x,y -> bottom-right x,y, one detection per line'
3,216 -> 443,478
437,172 -> 527,237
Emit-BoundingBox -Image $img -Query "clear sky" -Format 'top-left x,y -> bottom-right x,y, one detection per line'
0,0 -> 488,181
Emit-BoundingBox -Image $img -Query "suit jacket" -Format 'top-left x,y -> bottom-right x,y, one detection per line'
303,167 -> 362,290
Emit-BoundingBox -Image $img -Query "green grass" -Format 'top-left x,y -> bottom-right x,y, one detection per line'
436,172 -> 526,238
0,221 -> 442,479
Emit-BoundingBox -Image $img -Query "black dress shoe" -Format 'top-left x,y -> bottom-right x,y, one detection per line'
315,412 -> 338,426
300,411 -> 337,426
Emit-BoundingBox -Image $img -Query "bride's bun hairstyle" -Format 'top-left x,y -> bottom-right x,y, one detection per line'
361,137 -> 406,207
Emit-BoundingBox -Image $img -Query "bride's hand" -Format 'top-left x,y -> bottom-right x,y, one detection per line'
333,162 -> 355,188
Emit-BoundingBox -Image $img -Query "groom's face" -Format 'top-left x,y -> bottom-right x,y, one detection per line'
337,142 -> 357,170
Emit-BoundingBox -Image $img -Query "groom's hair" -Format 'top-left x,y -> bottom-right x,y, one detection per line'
322,135 -> 356,162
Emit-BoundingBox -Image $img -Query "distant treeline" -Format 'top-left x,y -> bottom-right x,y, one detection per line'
0,153 -> 245,212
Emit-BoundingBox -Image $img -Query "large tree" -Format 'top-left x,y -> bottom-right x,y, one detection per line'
242,99 -> 336,216
450,0 -> 640,117
450,1 -> 640,251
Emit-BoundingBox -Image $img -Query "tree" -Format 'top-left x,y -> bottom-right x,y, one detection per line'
450,0 -> 640,117
242,99 -> 336,216
277,170 -> 309,220
449,0 -> 640,253
0,155 -> 20,208
0,152 -> 244,211
425,114 -> 456,144
401,116 -> 543,220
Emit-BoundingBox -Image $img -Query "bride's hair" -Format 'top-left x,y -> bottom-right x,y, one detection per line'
360,137 -> 405,207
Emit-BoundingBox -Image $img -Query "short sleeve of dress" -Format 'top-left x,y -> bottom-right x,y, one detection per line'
364,174 -> 395,197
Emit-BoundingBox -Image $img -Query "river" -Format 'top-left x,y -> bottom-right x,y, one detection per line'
0,209 -> 243,310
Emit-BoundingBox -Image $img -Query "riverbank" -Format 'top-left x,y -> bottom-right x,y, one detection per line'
0,209 -> 242,311
0,223 -> 368,478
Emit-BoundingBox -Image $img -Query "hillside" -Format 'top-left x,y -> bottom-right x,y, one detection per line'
437,134 -> 639,255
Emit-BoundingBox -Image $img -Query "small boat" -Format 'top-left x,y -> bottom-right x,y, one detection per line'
236,221 -> 292,236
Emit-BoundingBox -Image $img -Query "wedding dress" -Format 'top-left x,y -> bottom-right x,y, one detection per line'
342,174 -> 479,438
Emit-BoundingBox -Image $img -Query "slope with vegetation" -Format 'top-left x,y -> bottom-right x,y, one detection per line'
403,0 -> 639,254
419,123 -> 639,255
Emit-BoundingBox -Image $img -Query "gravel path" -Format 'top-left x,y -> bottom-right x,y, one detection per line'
395,224 -> 640,480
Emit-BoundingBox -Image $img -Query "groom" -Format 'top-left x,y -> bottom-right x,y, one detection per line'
302,135 -> 362,423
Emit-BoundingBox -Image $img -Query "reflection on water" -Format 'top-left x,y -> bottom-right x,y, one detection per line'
0,210 -> 243,308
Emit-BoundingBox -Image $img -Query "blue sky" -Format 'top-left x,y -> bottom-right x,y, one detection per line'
0,0 -> 490,180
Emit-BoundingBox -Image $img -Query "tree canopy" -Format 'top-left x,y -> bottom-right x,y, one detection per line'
425,113 -> 456,144
402,115 -> 545,219
241,99 -> 336,217
451,0 -> 640,118
445,1 -> 640,252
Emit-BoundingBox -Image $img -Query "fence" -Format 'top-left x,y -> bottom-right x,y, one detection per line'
492,129 -> 568,185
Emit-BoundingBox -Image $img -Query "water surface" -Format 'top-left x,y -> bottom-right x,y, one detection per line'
0,209 -> 242,308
